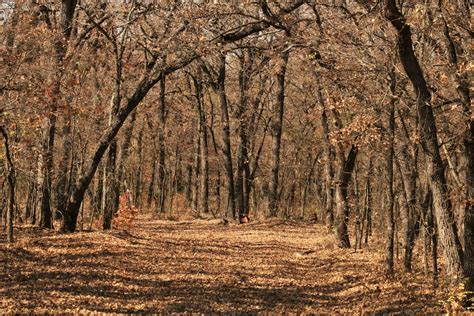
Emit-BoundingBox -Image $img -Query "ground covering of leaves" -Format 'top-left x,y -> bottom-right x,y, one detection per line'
1,216 -> 453,314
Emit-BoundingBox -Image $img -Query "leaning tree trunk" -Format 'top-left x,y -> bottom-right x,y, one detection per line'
384,0 -> 464,281
59,5 -> 297,232
268,50 -> 289,217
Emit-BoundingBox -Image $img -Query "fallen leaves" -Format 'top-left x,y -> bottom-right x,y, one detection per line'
0,216 -> 450,314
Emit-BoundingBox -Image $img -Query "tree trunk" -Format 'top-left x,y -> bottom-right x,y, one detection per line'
147,158 -> 157,207
335,144 -> 358,248
192,75 -> 209,214
191,119 -> 201,213
134,127 -> 144,208
157,75 -> 167,214
441,14 -> 474,302
384,0 -> 464,282
38,115 -> 55,229
235,57 -> 251,219
216,55 -> 236,218
56,116 -> 72,219
268,50 -> 289,217
118,109 -> 137,193
102,91 -> 121,231
60,52 -> 197,232
1,127 -> 15,242
385,73 -> 396,276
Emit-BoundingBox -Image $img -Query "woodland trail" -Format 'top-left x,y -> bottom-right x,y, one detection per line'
1,216 -> 448,314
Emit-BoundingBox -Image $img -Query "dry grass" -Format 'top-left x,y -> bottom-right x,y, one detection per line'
0,215 -> 453,314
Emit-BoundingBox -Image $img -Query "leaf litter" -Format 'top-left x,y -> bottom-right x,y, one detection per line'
0,215 -> 450,314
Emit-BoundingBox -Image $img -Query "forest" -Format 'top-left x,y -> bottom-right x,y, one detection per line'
0,0 -> 472,313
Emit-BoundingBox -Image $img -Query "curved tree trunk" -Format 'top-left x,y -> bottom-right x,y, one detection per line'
384,0 -> 464,281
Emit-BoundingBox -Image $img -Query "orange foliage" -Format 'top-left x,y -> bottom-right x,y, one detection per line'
112,191 -> 138,231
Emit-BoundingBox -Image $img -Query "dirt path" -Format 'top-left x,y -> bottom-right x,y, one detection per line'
1,217 -> 448,314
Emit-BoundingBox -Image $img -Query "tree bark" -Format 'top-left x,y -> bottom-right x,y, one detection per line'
335,144 -> 358,248
384,0 -> 464,282
316,86 -> 335,226
59,3 -> 303,231
38,116 -> 55,229
268,50 -> 289,217
441,14 -> 474,302
134,127 -> 144,208
385,73 -> 396,276
1,126 -> 15,242
60,53 -> 198,233
192,75 -> 209,214
157,75 -> 167,214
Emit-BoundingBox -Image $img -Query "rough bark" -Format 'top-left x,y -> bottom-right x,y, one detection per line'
38,116 -> 55,229
191,119 -> 201,213
59,2 -> 305,232
385,74 -> 396,276
147,159 -> 157,207
1,126 -> 15,242
335,144 -> 358,248
60,54 -> 198,232
134,127 -> 144,208
441,13 -> 474,302
268,50 -> 289,217
193,75 -> 209,214
118,109 -> 137,193
215,55 -> 236,218
317,86 -> 335,226
157,76 -> 167,214
235,56 -> 251,219
384,0 -> 464,282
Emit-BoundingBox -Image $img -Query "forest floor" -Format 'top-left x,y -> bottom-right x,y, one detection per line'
0,215 -> 458,314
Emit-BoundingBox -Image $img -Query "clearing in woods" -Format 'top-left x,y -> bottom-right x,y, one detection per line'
1,216 -> 449,314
